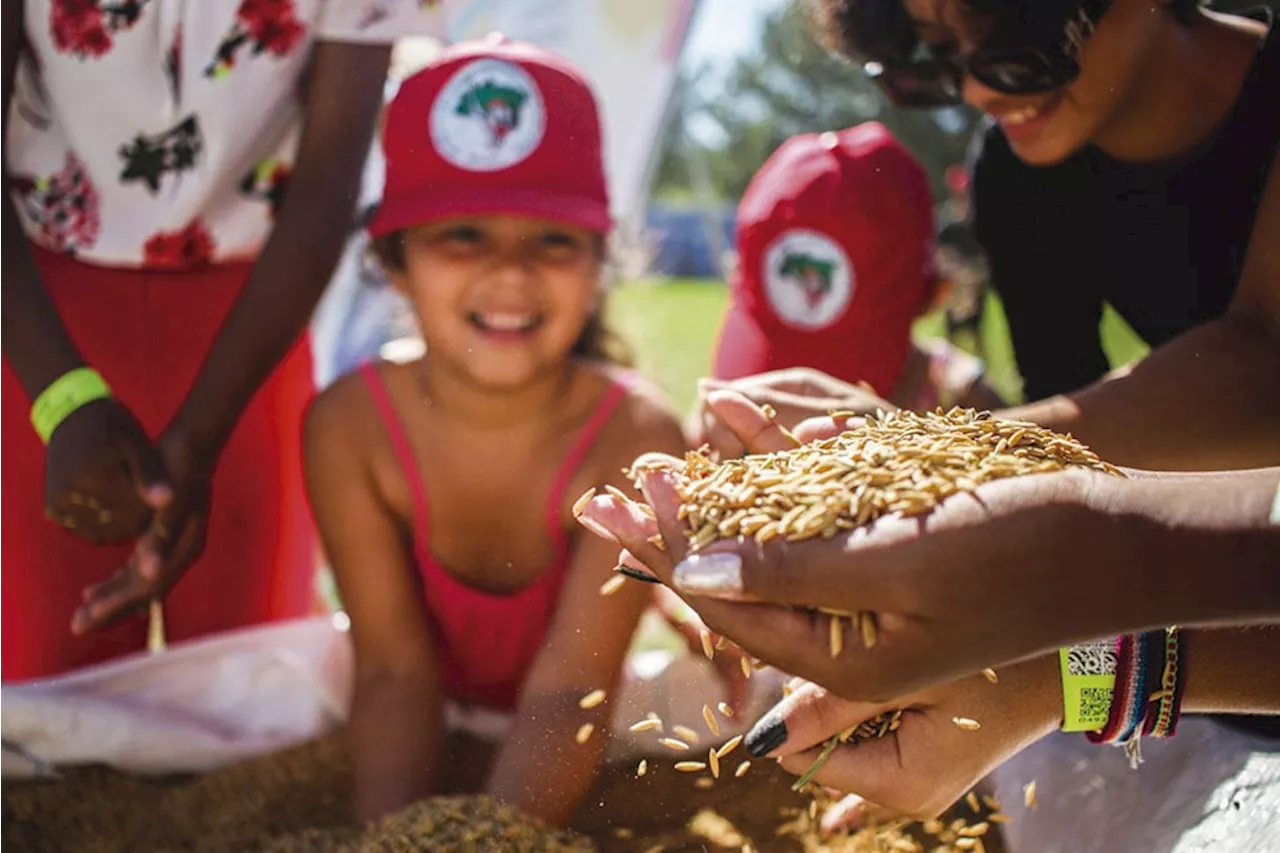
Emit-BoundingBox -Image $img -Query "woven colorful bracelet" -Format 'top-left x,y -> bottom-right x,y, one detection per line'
1087,632 -> 1152,748
1143,627 -> 1184,739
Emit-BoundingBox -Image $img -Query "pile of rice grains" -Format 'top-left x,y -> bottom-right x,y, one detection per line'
579,406 -> 1122,852
2,735 -> 592,852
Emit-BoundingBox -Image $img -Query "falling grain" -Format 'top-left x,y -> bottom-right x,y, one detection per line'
672,725 -> 701,745
703,704 -> 721,737
659,738 -> 691,752
574,723 -> 594,744
829,614 -> 844,657
966,791 -> 981,814
734,760 -> 751,778
148,599 -> 166,655
674,761 -> 707,773
716,735 -> 744,759
700,629 -> 715,661
578,689 -> 606,710
598,574 -> 627,596
859,611 -> 878,650
952,717 -> 982,731
1024,780 -> 1037,810
630,718 -> 663,733
708,747 -> 720,779
740,657 -> 752,679
717,702 -> 736,719
982,668 -> 999,684
636,759 -> 647,778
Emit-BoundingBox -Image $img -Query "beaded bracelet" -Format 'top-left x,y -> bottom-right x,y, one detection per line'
1143,627 -> 1185,739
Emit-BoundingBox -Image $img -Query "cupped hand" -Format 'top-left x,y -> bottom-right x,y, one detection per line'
747,664 -> 1060,819
44,398 -> 173,544
690,368 -> 891,459
578,446 -> 1115,703
72,429 -> 214,634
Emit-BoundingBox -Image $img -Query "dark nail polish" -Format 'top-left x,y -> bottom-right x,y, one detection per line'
746,708 -> 789,757
617,565 -> 662,585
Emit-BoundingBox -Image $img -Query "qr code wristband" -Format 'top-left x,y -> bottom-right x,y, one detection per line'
30,367 -> 113,444
1059,640 -> 1118,732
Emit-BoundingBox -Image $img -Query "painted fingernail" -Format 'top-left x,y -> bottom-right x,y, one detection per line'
745,707 -> 789,757
617,565 -> 662,585
673,553 -> 744,598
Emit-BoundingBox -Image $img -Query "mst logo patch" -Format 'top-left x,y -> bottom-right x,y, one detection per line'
762,229 -> 854,329
430,58 -> 546,172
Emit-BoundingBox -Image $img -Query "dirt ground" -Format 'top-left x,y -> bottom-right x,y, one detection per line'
2,731 -> 1009,852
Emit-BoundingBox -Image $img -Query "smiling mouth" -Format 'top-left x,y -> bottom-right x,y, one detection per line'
468,311 -> 543,334
997,91 -> 1062,127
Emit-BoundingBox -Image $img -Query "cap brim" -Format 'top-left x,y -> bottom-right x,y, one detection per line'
367,186 -> 612,236
713,297 -> 911,395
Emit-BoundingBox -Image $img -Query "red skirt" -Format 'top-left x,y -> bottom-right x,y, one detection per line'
2,244 -> 318,681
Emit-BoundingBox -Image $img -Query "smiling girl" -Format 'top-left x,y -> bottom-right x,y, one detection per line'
302,36 -> 686,823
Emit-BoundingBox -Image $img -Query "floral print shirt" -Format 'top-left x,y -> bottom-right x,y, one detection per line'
6,1 -> 442,269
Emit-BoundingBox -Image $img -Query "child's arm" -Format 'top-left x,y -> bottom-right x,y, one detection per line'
303,381 -> 445,822
484,395 -> 688,826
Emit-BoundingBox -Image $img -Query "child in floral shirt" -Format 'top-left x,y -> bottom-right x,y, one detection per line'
2,0 -> 439,680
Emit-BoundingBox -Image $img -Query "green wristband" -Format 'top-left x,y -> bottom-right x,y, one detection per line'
30,367 -> 113,444
1059,640 -> 1118,732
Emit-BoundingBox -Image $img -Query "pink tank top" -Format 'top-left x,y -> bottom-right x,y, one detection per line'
358,364 -> 627,712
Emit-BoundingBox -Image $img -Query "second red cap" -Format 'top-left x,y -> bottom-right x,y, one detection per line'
714,122 -> 937,396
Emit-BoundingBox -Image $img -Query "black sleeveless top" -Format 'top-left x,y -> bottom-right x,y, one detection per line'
972,13 -> 1280,402
974,13 -> 1280,742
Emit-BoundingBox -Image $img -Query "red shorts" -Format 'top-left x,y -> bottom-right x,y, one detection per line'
1,244 -> 318,681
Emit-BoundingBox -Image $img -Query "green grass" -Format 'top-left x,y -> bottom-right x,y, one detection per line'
609,277 -> 1151,416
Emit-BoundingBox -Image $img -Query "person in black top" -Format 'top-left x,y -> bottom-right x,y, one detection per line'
675,0 -> 1280,844
702,0 -> 1279,473
971,9 -> 1280,407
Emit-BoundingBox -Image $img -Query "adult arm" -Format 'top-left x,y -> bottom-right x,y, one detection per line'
758,625 -> 1280,819
303,380 -> 445,822
168,41 -> 390,459
72,41 -> 393,629
578,423 -> 1280,703
3,0 -> 168,543
2,0 -> 82,399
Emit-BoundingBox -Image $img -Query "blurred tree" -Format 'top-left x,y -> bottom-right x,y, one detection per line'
651,0 -> 1279,204
651,1 -> 979,203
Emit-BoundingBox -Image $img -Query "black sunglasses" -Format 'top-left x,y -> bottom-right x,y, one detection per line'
864,0 -> 1113,108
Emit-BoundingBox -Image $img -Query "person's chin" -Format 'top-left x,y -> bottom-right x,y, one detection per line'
1005,129 -> 1086,167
